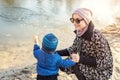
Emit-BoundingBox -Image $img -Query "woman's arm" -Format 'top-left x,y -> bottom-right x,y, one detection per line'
57,37 -> 78,56
95,36 -> 113,70
78,33 -> 113,69
71,53 -> 97,67
56,49 -> 69,56
79,56 -> 97,67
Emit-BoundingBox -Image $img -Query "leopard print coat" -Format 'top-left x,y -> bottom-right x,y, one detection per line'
68,22 -> 113,80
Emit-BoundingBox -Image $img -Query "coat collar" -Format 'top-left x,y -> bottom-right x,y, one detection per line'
74,21 -> 94,41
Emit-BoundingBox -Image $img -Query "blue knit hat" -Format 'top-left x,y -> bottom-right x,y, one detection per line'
42,33 -> 58,53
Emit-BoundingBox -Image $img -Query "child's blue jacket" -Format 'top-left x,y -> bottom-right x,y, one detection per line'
33,44 -> 75,76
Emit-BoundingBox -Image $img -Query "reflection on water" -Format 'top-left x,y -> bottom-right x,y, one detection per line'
3,0 -> 14,5
0,0 -> 120,41
0,0 -> 77,41
0,7 -> 37,22
0,0 -> 75,22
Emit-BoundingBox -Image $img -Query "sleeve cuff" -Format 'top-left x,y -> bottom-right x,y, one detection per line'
79,55 -> 97,67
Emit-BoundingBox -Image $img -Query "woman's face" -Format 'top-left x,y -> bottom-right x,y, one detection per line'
71,13 -> 87,31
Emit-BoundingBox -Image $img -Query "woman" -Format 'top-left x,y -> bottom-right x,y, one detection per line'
57,8 -> 113,80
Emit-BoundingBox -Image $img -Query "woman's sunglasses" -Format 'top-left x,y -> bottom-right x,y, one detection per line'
70,18 -> 84,24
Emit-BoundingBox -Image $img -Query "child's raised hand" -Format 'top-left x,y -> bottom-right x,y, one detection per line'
34,35 -> 39,44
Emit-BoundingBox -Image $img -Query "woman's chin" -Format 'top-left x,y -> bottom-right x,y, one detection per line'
76,29 -> 81,31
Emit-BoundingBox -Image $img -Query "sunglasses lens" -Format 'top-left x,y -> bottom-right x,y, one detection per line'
70,18 -> 74,23
75,19 -> 80,24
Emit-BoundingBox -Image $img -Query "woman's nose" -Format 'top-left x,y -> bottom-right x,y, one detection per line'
73,21 -> 78,26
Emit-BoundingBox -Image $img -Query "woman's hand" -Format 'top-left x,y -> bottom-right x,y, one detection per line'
71,53 -> 80,63
34,35 -> 39,44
